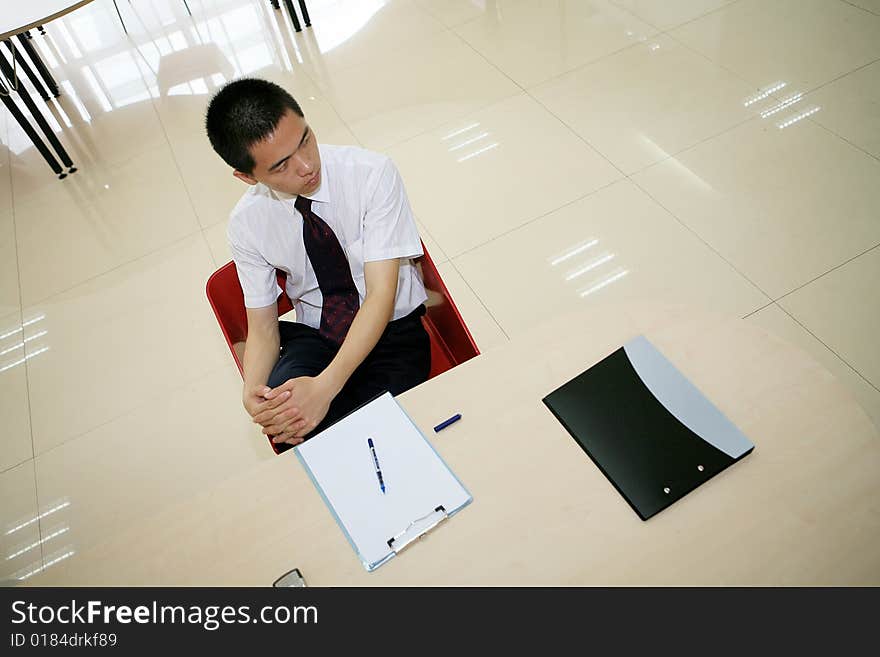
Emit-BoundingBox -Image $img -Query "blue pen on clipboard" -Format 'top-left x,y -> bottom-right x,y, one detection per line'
433,413 -> 461,433
367,438 -> 386,494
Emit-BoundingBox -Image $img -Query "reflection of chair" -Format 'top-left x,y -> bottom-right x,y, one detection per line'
156,43 -> 235,96
206,242 -> 480,452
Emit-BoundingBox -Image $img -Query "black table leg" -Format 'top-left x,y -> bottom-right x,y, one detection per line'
182,0 -> 192,16
283,0 -> 302,31
17,33 -> 60,98
3,40 -> 51,101
0,53 -> 76,175
297,0 -> 311,27
0,83 -> 65,178
112,0 -> 128,34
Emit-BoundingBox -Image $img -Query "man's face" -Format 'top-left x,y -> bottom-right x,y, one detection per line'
234,109 -> 322,196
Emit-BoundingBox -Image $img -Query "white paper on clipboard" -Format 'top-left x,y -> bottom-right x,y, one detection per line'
295,392 -> 472,571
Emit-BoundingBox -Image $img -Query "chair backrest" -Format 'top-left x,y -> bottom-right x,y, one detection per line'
205,241 -> 479,379
417,245 -> 480,378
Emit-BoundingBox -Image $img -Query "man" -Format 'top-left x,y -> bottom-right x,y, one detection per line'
205,78 -> 430,450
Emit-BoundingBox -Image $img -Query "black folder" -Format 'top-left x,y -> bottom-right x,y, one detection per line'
542,336 -> 754,520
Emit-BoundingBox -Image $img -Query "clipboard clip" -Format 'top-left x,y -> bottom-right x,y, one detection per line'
387,505 -> 447,555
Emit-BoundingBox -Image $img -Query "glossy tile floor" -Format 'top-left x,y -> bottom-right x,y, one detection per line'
1,0 -> 878,584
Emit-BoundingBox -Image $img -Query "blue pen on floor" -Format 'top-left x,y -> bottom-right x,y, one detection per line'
367,437 -> 386,494
433,413 -> 462,433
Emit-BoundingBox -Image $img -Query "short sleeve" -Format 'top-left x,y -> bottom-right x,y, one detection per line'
362,158 -> 423,263
227,222 -> 281,308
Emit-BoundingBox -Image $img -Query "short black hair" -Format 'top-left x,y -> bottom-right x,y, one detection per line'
205,78 -> 304,174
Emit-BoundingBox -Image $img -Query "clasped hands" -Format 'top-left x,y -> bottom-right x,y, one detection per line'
245,375 -> 336,446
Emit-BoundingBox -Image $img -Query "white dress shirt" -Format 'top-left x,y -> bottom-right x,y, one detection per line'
227,144 -> 428,329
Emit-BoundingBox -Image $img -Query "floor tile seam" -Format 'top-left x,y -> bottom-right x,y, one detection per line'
282,9 -> 452,80
741,300 -> 775,320
413,220 -> 450,264
743,300 -> 880,396
143,81 -> 218,235
794,55 -> 880,97
270,14 -> 368,147
520,40 -> 647,92
31,457 -> 45,577
45,100 -> 174,170
626,176 -> 774,303
444,178 -> 623,261
622,81 -> 877,178
629,98 -> 772,174
654,0 -> 748,34
527,21 -> 768,97
312,87 -> 368,150
18,225 -> 208,309
774,302 -> 880,395
804,113 -> 880,166
606,0 -> 666,32
666,17 -> 880,97
445,26 -> 527,93
693,53 -> 880,147
448,0 -> 524,33
449,0 -> 666,38
363,21 -> 535,145
518,42 -> 772,179
7,146 -> 42,568
629,148 -> 880,304
838,0 -> 880,17
525,94 -> 629,178
662,28 -> 780,93
529,67 -> 772,210
10,138 -> 191,215
772,242 -> 880,305
424,0 -> 708,154
442,258 -> 510,343
414,2 -> 491,30
0,82 -> 38,567
296,8 -> 524,152
0,461 -> 45,578
201,227 -> 220,268
373,87 -> 523,155
624,113 -> 760,176
28,361 -> 240,463
0,455 -> 34,477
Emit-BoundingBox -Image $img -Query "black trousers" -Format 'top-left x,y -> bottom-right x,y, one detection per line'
267,305 -> 430,451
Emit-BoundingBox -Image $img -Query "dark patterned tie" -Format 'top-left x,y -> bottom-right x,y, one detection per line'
295,195 -> 360,346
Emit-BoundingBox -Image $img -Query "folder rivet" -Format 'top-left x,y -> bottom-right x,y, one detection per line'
663,487 -> 670,494
698,465 -> 704,472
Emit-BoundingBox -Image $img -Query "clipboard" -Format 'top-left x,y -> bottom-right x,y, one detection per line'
294,392 -> 472,571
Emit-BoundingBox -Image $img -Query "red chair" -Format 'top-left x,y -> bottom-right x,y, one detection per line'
206,242 -> 480,452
